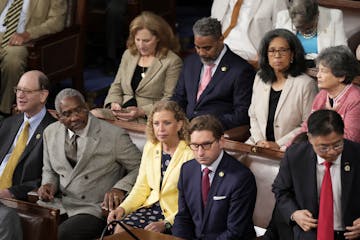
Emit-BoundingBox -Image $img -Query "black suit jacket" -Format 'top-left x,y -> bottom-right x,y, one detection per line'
0,112 -> 56,199
171,47 -> 255,130
173,152 -> 257,240
272,140 -> 360,240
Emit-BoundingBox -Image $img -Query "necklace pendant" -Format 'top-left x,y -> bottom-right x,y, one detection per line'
141,72 -> 146,78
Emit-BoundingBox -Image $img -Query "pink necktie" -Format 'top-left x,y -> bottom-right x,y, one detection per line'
317,161 -> 334,240
202,167 -> 211,206
197,64 -> 214,100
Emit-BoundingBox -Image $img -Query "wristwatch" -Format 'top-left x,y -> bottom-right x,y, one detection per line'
164,220 -> 172,233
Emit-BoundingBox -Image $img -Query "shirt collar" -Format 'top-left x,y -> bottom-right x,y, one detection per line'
23,107 -> 46,129
317,153 -> 342,166
201,150 -> 224,173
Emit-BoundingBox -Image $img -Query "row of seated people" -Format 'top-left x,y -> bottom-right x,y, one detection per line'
0,71 -> 270,239
91,9 -> 360,150
1,71 -> 359,240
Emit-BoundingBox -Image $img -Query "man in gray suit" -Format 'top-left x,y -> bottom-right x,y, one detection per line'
38,88 -> 142,240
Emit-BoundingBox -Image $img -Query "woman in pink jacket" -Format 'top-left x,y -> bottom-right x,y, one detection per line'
300,45 -> 360,143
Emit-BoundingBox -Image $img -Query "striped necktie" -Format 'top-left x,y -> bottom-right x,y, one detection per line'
0,121 -> 29,189
1,0 -> 24,48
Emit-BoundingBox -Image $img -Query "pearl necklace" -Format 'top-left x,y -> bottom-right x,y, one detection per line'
300,29 -> 317,39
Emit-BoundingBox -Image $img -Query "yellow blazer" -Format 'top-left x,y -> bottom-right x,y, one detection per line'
104,49 -> 182,118
120,140 -> 193,224
0,0 -> 67,39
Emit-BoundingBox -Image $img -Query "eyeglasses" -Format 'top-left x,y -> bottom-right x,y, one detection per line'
268,48 -> 290,57
315,140 -> 344,154
14,87 -> 42,94
59,107 -> 87,118
189,140 -> 217,151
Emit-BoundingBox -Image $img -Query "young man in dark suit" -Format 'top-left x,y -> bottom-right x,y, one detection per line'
172,115 -> 257,239
273,109 -> 360,240
171,17 -> 255,130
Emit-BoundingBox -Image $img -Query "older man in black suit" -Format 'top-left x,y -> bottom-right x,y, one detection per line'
0,70 -> 56,239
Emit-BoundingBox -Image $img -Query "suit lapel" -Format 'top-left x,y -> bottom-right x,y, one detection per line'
317,8 -> 332,51
340,143 -> 353,220
123,54 -> 140,97
196,55 -> 229,105
274,77 -> 293,120
161,141 -> 186,189
191,60 -> 203,106
308,149 -> 320,217
137,58 -> 162,91
25,0 -> 38,25
18,112 -> 54,164
66,116 -> 99,184
201,156 -> 227,231
0,115 -> 23,163
153,143 -> 162,191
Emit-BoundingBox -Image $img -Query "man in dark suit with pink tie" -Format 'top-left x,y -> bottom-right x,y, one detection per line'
172,115 -> 257,239
171,17 -> 255,130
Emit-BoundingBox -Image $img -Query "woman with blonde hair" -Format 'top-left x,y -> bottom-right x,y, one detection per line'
107,100 -> 193,234
92,12 -> 182,123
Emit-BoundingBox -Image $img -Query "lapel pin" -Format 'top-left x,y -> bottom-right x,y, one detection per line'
344,162 -> 350,172
36,133 -> 41,139
219,171 -> 224,177
221,66 -> 227,72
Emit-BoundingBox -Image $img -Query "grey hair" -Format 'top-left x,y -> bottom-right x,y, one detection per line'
316,45 -> 360,84
54,88 -> 86,113
289,0 -> 319,27
192,17 -> 222,39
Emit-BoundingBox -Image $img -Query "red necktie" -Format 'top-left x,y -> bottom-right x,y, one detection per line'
197,64 -> 214,100
202,167 -> 211,206
317,161 -> 334,240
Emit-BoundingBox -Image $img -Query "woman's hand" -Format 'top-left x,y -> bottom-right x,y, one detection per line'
144,221 -> 166,233
256,140 -> 280,150
107,207 -> 125,224
112,106 -> 145,121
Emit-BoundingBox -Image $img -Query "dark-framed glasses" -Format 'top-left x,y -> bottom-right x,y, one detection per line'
316,140 -> 344,154
189,140 -> 217,151
267,48 -> 290,57
13,87 -> 42,94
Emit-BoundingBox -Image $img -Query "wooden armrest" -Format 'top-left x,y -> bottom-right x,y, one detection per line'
223,125 -> 250,142
26,26 -> 80,49
27,190 -> 39,203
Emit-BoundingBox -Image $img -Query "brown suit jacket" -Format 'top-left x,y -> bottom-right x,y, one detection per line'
0,0 -> 67,39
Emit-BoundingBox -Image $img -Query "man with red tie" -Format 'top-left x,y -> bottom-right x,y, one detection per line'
172,115 -> 257,239
273,109 -> 360,240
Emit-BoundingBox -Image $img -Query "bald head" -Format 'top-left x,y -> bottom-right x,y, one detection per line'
16,70 -> 50,117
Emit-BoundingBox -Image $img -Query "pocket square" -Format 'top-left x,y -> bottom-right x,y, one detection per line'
213,196 -> 227,201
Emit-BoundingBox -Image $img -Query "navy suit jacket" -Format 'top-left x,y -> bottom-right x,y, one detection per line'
171,47 -> 255,130
0,112 -> 56,199
273,140 -> 360,240
173,152 -> 257,240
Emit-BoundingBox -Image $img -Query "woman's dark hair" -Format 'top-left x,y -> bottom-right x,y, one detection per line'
316,45 -> 360,84
258,28 -> 306,83
308,109 -> 344,137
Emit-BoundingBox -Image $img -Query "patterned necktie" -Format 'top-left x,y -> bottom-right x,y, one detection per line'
0,121 -> 29,189
202,167 -> 211,206
1,0 -> 24,48
197,64 -> 215,101
65,134 -> 78,168
317,161 -> 334,240
222,0 -> 243,39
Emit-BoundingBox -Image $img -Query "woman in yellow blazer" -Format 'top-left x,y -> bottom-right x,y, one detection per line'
107,101 -> 193,233
92,12 -> 182,123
